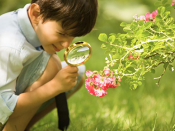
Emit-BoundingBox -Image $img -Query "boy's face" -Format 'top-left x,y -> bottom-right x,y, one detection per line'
28,4 -> 75,54
35,20 -> 75,54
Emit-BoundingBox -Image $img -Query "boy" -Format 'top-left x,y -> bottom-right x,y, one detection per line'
0,0 -> 98,130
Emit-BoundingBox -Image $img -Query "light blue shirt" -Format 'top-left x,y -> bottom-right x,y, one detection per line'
0,4 -> 42,124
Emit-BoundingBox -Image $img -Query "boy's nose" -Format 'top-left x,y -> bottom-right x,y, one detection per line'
62,41 -> 70,48
62,37 -> 74,48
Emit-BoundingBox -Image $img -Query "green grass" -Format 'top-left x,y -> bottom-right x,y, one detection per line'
30,33 -> 175,131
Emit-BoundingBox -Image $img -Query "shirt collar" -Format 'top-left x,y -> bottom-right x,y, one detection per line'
17,4 -> 41,47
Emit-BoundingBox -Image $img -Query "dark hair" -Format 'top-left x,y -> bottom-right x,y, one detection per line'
31,0 -> 98,37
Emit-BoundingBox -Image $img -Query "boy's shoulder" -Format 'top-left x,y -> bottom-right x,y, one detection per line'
0,4 -> 41,49
0,10 -> 26,50
0,6 -> 42,66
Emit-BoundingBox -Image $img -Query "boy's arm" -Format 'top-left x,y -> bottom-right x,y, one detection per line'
0,47 -> 24,124
9,80 -> 58,118
9,65 -> 78,119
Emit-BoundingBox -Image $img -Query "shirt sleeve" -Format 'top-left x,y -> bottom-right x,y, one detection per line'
0,46 -> 23,124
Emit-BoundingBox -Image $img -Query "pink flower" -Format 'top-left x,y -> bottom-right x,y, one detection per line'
127,54 -> 134,60
93,74 -> 101,79
85,70 -> 121,97
151,10 -> 158,19
85,76 -> 108,97
94,88 -> 107,97
86,70 -> 94,78
171,0 -> 175,6
111,72 -> 114,77
95,75 -> 108,90
136,56 -> 139,59
85,78 -> 95,95
145,12 -> 151,21
104,68 -> 110,76
138,15 -> 145,21
106,77 -> 118,88
144,10 -> 158,22
127,53 -> 139,60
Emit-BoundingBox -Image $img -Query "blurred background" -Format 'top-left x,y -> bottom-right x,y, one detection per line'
1,0 -> 175,130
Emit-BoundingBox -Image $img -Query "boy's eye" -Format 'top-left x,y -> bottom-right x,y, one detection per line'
58,32 -> 66,36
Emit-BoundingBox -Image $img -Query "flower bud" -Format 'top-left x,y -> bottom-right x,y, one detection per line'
104,68 -> 110,76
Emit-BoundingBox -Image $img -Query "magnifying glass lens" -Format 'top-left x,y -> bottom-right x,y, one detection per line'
67,46 -> 90,64
64,42 -> 92,66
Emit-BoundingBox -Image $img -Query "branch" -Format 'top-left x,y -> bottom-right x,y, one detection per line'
154,68 -> 166,86
144,51 -> 175,59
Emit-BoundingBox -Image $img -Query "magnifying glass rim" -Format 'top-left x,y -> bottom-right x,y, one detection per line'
64,41 -> 92,66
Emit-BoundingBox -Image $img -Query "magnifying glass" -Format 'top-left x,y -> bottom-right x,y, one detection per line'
64,41 -> 92,66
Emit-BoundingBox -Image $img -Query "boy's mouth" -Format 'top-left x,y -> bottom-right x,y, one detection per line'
53,44 -> 60,52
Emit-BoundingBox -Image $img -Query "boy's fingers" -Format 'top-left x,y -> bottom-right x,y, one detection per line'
72,77 -> 77,82
63,65 -> 78,73
69,73 -> 79,77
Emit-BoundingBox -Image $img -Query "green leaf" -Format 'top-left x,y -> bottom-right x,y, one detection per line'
162,0 -> 168,4
172,4 -> 175,9
109,33 -> 117,36
165,4 -> 172,11
144,22 -> 152,29
151,69 -> 155,74
131,38 -> 137,45
108,35 -> 116,43
142,31 -> 151,37
167,17 -> 174,25
155,15 -> 162,21
133,84 -> 138,90
163,62 -> 169,69
168,65 -> 174,71
163,11 -> 170,19
154,2 -> 162,6
101,43 -> 107,49
112,53 -> 119,59
98,33 -> 107,42
126,67 -> 135,72
160,6 -> 165,15
130,22 -> 138,30
111,47 -> 116,52
120,22 -> 128,27
105,50 -> 110,55
170,24 -> 175,29
138,81 -> 142,86
139,21 -> 145,26
136,30 -> 143,38
123,25 -> 131,32
152,45 -> 165,52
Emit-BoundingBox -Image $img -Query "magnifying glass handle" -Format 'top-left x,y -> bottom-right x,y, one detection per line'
55,92 -> 70,131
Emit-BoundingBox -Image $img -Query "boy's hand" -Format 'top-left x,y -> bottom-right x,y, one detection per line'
53,65 -> 79,92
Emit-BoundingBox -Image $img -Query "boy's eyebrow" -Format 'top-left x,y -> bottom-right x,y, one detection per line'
56,28 -> 67,34
57,27 -> 76,36
57,30 -> 72,37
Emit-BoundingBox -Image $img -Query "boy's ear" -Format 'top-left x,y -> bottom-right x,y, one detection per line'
28,3 -> 41,25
